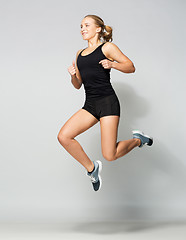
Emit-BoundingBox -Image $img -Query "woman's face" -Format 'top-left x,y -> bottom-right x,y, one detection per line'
80,17 -> 101,41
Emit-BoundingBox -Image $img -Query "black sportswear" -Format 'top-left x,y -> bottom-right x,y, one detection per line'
77,42 -> 120,121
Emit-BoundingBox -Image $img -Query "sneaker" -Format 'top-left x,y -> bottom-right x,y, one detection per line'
132,130 -> 153,148
86,160 -> 102,191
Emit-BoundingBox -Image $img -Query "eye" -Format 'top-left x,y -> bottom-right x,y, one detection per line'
80,24 -> 89,28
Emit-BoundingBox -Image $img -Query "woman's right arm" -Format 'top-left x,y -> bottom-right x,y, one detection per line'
68,50 -> 83,89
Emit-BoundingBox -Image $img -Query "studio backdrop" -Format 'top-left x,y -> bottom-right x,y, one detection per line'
0,0 -> 186,223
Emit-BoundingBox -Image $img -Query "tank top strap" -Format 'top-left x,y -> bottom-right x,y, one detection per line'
100,42 -> 106,48
79,42 -> 105,56
79,48 -> 86,55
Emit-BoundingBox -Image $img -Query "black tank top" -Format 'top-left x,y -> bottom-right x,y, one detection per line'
77,42 -> 115,99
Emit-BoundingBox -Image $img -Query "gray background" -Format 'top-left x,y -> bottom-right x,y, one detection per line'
0,0 -> 186,223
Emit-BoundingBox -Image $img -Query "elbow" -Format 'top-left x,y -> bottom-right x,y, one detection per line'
77,83 -> 82,90
130,64 -> 136,73
126,66 -> 135,73
75,85 -> 80,90
125,62 -> 135,73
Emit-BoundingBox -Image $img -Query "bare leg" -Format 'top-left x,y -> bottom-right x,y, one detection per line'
57,109 -> 99,171
60,138 -> 95,171
100,115 -> 141,161
115,138 -> 141,159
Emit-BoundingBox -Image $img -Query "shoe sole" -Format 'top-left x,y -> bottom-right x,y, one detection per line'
95,160 -> 102,191
132,130 -> 153,147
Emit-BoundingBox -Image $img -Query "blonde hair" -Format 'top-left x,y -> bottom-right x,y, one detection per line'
84,14 -> 113,42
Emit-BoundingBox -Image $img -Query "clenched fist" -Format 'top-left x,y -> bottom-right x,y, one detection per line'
99,59 -> 113,69
68,60 -> 76,76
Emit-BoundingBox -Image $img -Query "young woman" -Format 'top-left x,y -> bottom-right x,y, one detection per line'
57,14 -> 153,192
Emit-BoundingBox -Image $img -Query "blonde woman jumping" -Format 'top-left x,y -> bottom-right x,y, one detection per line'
57,14 -> 153,192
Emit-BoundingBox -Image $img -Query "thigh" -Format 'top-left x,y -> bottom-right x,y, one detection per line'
96,94 -> 120,119
58,108 -> 99,139
82,98 -> 100,121
100,115 -> 120,157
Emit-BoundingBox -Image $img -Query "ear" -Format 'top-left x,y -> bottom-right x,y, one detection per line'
96,27 -> 101,33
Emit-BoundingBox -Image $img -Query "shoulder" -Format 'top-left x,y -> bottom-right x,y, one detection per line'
76,49 -> 84,58
102,42 -> 118,61
77,48 -> 84,55
103,42 -> 133,64
77,48 -> 84,54
103,42 -> 119,52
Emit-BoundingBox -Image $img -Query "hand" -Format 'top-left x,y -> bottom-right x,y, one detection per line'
68,60 -> 76,76
99,59 -> 113,69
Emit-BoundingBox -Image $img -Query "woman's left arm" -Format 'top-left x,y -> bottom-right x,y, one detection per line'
99,42 -> 135,73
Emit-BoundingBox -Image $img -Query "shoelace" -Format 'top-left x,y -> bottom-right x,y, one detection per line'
88,174 -> 97,183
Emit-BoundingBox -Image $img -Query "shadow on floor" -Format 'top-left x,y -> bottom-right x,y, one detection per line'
72,221 -> 186,235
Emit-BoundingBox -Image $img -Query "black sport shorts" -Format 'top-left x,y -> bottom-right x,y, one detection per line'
82,93 -> 120,121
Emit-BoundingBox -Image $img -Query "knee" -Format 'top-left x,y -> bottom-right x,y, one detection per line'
57,131 -> 70,146
102,153 -> 117,162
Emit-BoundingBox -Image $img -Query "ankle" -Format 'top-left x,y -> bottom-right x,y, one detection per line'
134,138 -> 141,146
87,162 -> 95,173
